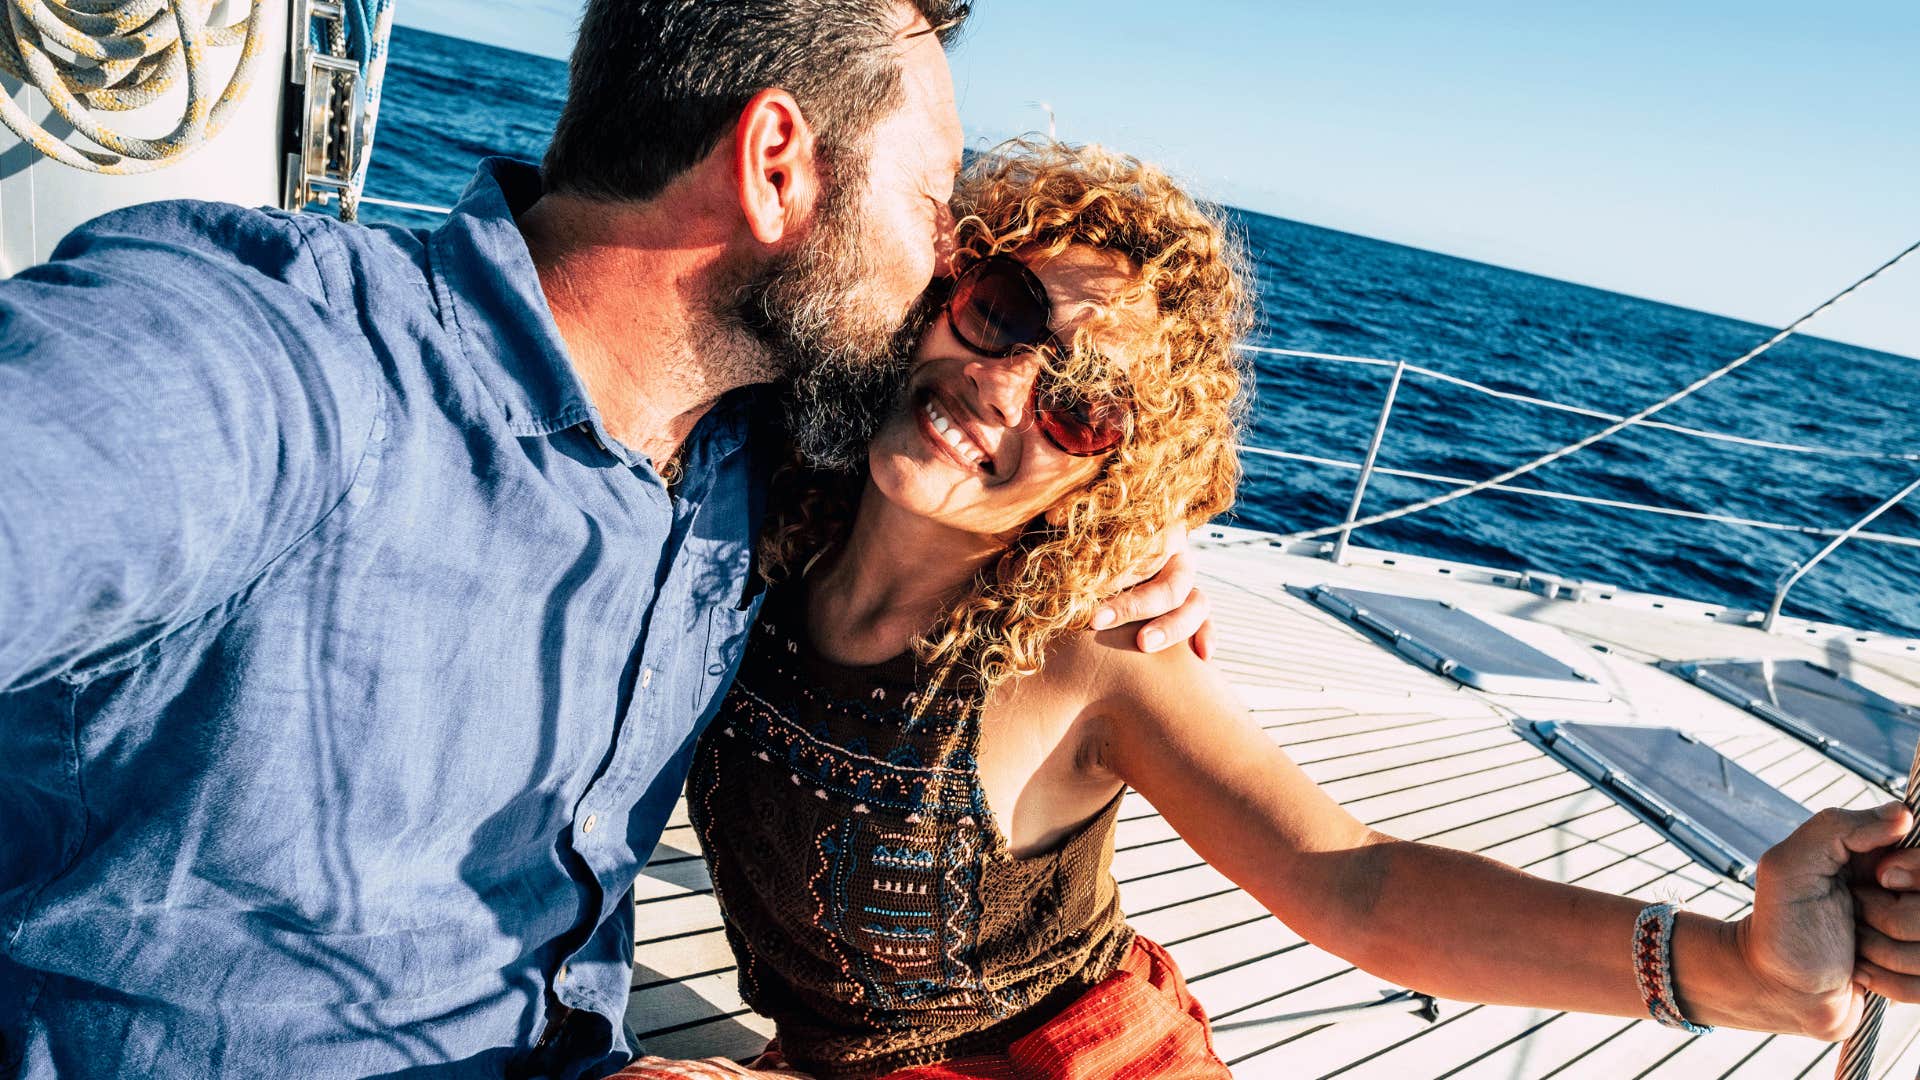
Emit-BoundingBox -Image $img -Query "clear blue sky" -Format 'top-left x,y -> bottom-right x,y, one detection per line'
400,1 -> 1920,358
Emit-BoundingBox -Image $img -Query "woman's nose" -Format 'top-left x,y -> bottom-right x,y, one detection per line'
964,351 -> 1040,430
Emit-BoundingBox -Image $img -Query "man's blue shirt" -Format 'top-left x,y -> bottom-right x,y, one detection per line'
0,160 -> 768,1079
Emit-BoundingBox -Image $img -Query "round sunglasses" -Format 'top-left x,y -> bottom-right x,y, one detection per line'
942,255 -> 1130,457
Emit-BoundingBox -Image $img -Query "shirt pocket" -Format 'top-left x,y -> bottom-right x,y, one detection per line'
695,600 -> 758,719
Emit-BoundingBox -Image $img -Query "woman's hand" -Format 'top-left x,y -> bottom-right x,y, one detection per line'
1092,635 -> 1920,1038
1850,807 -> 1920,1005
1739,803 -> 1914,1040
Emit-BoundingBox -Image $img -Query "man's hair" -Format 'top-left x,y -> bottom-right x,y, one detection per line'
543,0 -> 969,202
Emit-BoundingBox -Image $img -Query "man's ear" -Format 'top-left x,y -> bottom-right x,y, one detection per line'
734,88 -> 821,248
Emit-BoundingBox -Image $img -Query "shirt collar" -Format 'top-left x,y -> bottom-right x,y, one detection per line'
427,158 -> 776,478
428,158 -> 595,438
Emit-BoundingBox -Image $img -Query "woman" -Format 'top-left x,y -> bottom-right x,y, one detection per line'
622,140 -> 1918,1079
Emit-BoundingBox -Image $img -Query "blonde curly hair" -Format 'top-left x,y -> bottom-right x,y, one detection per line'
764,138 -> 1252,693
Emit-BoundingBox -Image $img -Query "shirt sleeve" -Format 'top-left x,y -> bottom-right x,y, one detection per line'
0,202 -> 385,691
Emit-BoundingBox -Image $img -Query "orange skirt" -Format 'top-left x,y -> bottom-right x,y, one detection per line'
613,936 -> 1231,1080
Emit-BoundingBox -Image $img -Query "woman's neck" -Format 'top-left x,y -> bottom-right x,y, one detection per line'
806,480 -> 1014,666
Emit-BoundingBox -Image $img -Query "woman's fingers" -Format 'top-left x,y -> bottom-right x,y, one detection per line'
1874,845 -> 1920,890
1132,588 -> 1210,654
1858,957 -> 1920,1003
1856,922 -> 1920,979
1095,543 -> 1202,649
1855,883 -> 1920,950
1192,616 -> 1215,662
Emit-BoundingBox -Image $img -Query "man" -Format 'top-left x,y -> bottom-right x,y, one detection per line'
0,3 -> 1209,1078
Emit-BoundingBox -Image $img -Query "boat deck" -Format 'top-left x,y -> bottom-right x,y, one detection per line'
627,528 -> 1920,1077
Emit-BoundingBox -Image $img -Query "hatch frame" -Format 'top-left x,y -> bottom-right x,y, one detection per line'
1664,658 -> 1920,794
1309,585 -> 1611,701
1517,719 -> 1811,884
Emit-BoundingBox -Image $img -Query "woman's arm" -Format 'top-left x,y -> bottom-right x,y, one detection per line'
1086,637 -> 1913,1040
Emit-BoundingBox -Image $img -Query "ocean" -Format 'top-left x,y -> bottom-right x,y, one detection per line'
364,27 -> 1920,638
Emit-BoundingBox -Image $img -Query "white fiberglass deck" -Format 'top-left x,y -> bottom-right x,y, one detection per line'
628,527 -> 1920,1078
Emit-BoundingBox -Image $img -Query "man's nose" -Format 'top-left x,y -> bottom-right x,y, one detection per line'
964,351 -> 1039,430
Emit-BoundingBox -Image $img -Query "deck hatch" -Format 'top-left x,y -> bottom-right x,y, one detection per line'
1522,720 -> 1810,883
1308,585 -> 1609,700
1664,659 -> 1920,793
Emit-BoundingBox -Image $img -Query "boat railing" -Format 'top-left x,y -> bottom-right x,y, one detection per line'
1234,344 -> 1920,631
1762,476 -> 1920,632
358,195 -> 457,215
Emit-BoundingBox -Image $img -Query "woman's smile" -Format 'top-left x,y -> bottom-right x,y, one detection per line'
917,388 -> 997,475
866,244 -> 1150,539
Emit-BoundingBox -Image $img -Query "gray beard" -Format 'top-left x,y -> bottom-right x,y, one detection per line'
780,299 -> 932,472
726,177 -> 923,472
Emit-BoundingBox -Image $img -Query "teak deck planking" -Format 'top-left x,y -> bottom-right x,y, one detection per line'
626,536 -> 1920,1078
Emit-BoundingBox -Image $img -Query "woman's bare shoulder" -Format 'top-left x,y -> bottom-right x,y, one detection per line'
1036,624 -> 1236,720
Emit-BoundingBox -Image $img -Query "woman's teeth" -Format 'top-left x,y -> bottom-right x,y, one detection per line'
924,399 -> 989,469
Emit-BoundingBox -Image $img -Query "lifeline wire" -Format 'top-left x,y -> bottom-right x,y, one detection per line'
1238,344 -> 1920,463
0,0 -> 268,173
1274,237 -> 1920,543
1237,445 -> 1920,550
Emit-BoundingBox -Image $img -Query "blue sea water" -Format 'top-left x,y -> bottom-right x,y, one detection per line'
364,27 -> 1920,638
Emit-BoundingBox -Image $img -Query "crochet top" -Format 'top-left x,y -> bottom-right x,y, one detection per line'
686,582 -> 1133,1078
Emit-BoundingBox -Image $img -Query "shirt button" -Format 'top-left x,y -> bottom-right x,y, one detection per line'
640,668 -> 654,690
582,814 -> 598,835
556,965 -> 569,984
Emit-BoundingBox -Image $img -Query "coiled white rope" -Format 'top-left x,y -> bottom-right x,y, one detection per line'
1273,237 -> 1920,543
0,0 -> 268,173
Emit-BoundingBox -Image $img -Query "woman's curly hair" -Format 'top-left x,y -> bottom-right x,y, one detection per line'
764,138 -> 1252,694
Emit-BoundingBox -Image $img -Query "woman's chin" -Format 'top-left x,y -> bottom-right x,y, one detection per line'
866,455 -> 986,526
872,421 -> 975,487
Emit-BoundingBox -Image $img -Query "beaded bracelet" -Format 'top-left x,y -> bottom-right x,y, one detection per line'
1632,902 -> 1714,1034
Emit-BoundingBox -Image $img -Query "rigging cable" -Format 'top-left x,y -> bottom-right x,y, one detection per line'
1834,746 -> 1920,1080
1270,237 -> 1920,543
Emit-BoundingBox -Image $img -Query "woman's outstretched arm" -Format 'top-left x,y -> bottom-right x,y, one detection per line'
1085,635 -> 1920,1040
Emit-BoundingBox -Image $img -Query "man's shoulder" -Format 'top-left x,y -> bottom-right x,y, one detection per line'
52,200 -> 320,283
44,200 -> 427,305
14,201 -> 395,459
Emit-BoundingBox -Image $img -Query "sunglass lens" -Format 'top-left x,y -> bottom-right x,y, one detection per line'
950,262 -> 1049,355
1037,398 -> 1127,456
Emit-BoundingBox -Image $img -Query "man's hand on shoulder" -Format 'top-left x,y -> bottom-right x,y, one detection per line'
1090,521 -> 1214,660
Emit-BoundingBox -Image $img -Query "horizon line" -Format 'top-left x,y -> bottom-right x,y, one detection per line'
385,21 -> 1918,365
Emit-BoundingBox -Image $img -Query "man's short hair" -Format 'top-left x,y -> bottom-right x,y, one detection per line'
543,1 -> 969,203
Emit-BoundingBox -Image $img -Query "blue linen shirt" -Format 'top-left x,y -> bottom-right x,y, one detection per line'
0,160 -> 769,1079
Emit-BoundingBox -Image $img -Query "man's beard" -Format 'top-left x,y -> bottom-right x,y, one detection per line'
729,163 -> 923,472
780,294 -> 933,472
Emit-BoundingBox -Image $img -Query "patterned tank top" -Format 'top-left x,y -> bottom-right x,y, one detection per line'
686,582 -> 1134,1078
